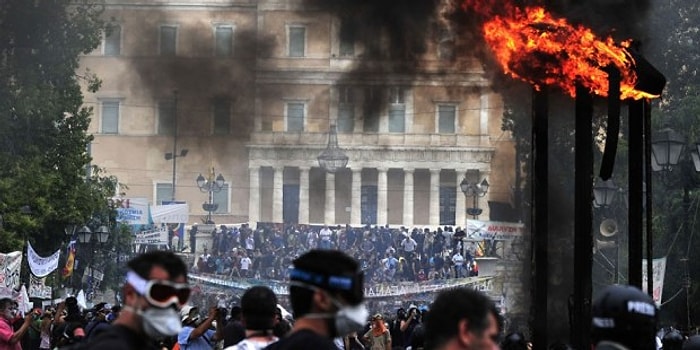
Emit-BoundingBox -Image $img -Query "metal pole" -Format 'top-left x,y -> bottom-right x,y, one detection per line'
532,87 -> 549,350
628,100 -> 644,288
171,90 -> 179,201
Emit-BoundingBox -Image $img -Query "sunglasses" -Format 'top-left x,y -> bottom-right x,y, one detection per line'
126,271 -> 191,308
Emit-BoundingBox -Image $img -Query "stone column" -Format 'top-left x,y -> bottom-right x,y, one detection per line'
272,166 -> 283,223
429,169 -> 441,226
248,166 -> 260,224
325,171 -> 336,224
298,166 -> 310,224
377,167 -> 388,226
351,168 -> 362,226
403,168 -> 415,227
455,169 -> 467,228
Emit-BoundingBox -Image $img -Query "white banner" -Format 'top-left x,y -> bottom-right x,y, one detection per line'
466,220 -> 525,240
29,275 -> 52,299
0,251 -> 22,290
151,203 -> 189,224
134,226 -> 169,245
116,197 -> 150,225
642,257 -> 667,307
26,242 -> 61,277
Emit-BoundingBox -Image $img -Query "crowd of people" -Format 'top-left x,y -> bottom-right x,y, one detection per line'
2,249 -> 699,350
191,223 -> 488,284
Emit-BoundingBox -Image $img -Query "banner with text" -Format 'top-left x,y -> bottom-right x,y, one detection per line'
466,220 -> 525,240
151,204 -> 189,224
134,226 -> 169,245
27,242 -> 60,277
29,275 -> 52,299
116,197 -> 150,225
0,251 -> 22,290
642,256 -> 667,307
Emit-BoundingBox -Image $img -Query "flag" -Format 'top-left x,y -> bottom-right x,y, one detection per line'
62,240 -> 76,278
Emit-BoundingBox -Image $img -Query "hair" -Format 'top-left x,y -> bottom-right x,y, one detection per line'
424,287 -> 497,350
0,298 -> 13,311
289,249 -> 359,317
241,286 -> 278,331
127,250 -> 188,281
230,305 -> 242,319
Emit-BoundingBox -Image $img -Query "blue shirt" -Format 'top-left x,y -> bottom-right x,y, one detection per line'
178,325 -> 216,350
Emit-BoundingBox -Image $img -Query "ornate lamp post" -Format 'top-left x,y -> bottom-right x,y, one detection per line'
318,124 -> 348,173
460,170 -> 489,219
196,168 -> 226,224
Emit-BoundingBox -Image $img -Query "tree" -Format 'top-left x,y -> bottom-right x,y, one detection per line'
0,0 -> 116,255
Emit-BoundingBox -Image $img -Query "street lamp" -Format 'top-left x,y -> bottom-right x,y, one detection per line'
651,127 -> 686,172
593,179 -> 618,208
318,124 -> 349,173
460,170 -> 489,219
196,168 -> 226,224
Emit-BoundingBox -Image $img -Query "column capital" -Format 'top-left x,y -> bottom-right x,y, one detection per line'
351,167 -> 362,174
404,167 -> 415,174
298,165 -> 311,172
377,166 -> 389,173
429,168 -> 441,175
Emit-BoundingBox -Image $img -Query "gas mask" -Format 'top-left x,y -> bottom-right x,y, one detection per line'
123,305 -> 182,339
290,281 -> 368,337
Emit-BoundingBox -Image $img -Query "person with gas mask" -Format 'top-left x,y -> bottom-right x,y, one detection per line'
264,249 -> 367,350
84,251 -> 190,350
0,298 -> 33,350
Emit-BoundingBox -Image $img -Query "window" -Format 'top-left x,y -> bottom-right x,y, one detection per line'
100,101 -> 119,134
288,26 -> 306,57
439,186 -> 456,225
339,20 -> 355,57
213,100 -> 230,135
361,185 -> 378,225
338,87 -> 354,133
363,88 -> 380,132
155,183 -> 173,205
213,184 -> 229,213
215,26 -> 233,57
104,24 -> 121,56
438,104 -> 456,133
157,100 -> 175,135
286,102 -> 305,132
388,87 -> 405,133
160,26 -> 177,56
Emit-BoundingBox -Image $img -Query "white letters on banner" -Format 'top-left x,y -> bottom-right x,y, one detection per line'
134,226 -> 169,245
0,251 -> 22,290
642,257 -> 667,307
151,204 -> 189,224
29,275 -> 52,299
116,197 -> 150,225
27,242 -> 61,277
466,220 -> 525,240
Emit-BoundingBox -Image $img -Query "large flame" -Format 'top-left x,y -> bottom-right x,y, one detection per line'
462,0 -> 657,100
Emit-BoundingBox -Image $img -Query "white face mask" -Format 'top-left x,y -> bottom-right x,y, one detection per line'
124,305 -> 182,338
294,282 -> 368,338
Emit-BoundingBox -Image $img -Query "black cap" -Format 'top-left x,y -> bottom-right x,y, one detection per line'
684,335 -> 700,350
591,284 -> 657,350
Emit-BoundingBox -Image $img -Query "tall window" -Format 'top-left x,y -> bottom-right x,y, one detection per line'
439,186 -> 456,225
388,87 -> 405,133
104,24 -> 121,56
288,26 -> 306,57
100,101 -> 119,134
157,100 -> 175,135
338,87 -> 354,133
155,183 -> 173,205
438,104 -> 456,133
213,100 -> 230,135
286,102 -> 305,132
339,20 -> 355,57
361,185 -> 378,225
160,26 -> 177,56
215,26 -> 233,57
363,88 -> 379,132
213,184 -> 229,213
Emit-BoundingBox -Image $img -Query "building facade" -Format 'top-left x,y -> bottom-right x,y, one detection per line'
81,0 -> 517,228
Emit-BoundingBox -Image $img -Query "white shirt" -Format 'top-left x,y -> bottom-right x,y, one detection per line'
320,227 -> 333,241
401,237 -> 417,252
224,337 -> 278,350
452,253 -> 464,266
245,236 -> 255,250
240,257 -> 252,270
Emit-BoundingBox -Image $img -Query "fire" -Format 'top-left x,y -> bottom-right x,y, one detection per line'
462,0 -> 658,100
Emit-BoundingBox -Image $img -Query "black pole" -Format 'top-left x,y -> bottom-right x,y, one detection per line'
628,100 -> 644,288
573,83 -> 593,350
643,99 -> 654,298
532,87 -> 548,350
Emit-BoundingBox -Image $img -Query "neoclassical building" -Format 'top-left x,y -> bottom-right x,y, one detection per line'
81,0 -> 516,227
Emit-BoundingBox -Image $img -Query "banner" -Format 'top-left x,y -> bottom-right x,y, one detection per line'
62,241 -> 76,278
642,257 -> 667,307
29,275 -> 52,299
116,197 -> 150,225
466,220 -> 525,240
0,251 -> 22,289
151,204 -> 189,224
134,226 -> 169,245
27,242 -> 61,277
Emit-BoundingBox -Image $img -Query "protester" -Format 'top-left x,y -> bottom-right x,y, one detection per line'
423,287 -> 500,350
225,286 -> 278,350
363,314 -> 391,350
591,284 -> 657,350
223,306 -> 245,348
0,298 -> 33,350
265,250 -> 367,350
85,250 -> 190,349
178,305 -> 224,350
85,303 -> 112,341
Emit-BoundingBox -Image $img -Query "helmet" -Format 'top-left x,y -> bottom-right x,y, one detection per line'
591,284 -> 657,350
683,335 -> 700,350
662,328 -> 685,350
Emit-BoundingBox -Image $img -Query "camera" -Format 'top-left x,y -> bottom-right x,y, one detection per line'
216,307 -> 227,318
